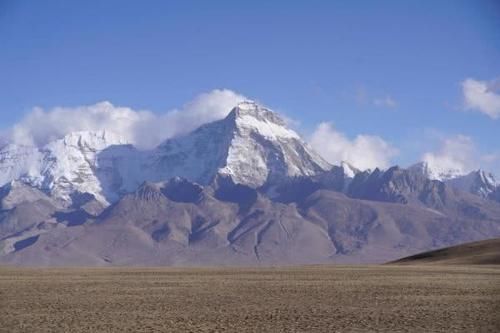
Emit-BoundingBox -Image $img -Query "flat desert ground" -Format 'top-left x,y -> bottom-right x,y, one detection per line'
1,266 -> 499,332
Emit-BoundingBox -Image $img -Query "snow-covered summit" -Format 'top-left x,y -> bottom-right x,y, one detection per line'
445,169 -> 497,198
409,161 -> 498,198
228,101 -> 299,140
409,161 -> 465,181
47,130 -> 129,151
0,130 -> 130,205
151,101 -> 330,187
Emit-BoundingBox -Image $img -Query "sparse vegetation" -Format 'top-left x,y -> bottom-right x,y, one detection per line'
1,265 -> 499,332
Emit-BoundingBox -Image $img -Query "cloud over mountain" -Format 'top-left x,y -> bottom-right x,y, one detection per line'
3,87 -> 496,178
421,134 -> 500,177
309,122 -> 398,170
422,135 -> 478,176
4,89 -> 246,149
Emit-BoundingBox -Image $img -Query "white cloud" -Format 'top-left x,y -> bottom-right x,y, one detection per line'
421,134 -> 500,177
462,78 -> 500,119
3,89 -> 246,149
422,135 -> 478,175
373,96 -> 397,109
309,122 -> 398,170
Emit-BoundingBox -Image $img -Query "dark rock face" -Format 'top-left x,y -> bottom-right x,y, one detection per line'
162,178 -> 204,203
213,176 -> 258,213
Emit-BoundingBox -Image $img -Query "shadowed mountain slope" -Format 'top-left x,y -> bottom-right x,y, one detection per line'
390,238 -> 500,265
2,178 -> 500,266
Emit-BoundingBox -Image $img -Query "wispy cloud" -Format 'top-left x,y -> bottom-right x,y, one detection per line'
350,85 -> 398,110
373,96 -> 397,109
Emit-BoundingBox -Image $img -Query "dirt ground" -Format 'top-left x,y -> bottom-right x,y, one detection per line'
0,265 -> 499,332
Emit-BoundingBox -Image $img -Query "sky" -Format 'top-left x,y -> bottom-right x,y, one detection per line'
0,0 -> 499,174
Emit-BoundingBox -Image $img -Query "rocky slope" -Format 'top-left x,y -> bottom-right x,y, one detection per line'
410,162 -> 500,202
2,177 -> 499,265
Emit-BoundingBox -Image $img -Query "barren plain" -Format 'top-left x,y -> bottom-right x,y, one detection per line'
1,265 -> 499,332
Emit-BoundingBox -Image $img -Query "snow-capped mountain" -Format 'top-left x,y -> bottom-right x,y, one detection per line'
445,170 -> 498,198
409,161 -> 465,181
0,101 -> 331,205
147,101 -> 331,188
1,100 -> 498,210
0,143 -> 42,187
1,100 -> 500,266
0,130 -> 130,205
409,161 -> 499,200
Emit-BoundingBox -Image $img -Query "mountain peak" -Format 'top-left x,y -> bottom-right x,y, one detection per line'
445,169 -> 498,198
230,100 -> 286,124
151,102 -> 329,188
49,130 -> 129,151
409,161 -> 465,181
225,101 -> 300,141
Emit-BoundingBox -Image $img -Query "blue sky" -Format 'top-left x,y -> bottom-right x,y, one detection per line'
0,0 -> 499,173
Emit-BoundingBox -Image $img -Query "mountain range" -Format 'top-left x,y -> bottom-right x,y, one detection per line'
1,101 -> 499,265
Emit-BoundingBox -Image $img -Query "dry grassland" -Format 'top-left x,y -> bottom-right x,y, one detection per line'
0,265 -> 499,332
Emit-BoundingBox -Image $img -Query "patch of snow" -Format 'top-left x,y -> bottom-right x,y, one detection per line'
236,114 -> 300,140
340,161 -> 358,178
